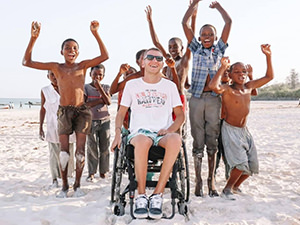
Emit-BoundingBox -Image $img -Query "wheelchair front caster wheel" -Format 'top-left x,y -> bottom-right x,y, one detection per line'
113,203 -> 125,216
177,202 -> 188,215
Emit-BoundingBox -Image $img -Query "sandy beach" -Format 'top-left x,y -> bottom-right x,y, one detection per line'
0,101 -> 299,225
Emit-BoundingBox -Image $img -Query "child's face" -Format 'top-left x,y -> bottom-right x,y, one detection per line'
91,68 -> 104,82
48,71 -> 57,86
168,39 -> 182,59
61,41 -> 79,63
199,26 -> 216,49
221,68 -> 230,83
229,63 -> 247,85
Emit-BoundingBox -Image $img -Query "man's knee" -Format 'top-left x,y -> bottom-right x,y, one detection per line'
131,135 -> 152,149
162,133 -> 181,151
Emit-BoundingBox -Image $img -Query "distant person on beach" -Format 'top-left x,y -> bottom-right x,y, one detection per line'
39,70 -> 75,188
22,20 -> 109,197
215,65 -> 258,180
84,64 -> 111,182
209,44 -> 274,200
182,0 -> 232,197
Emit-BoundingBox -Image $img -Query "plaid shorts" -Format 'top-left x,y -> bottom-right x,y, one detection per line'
127,129 -> 164,146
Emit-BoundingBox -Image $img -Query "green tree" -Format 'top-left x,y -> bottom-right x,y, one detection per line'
286,69 -> 299,89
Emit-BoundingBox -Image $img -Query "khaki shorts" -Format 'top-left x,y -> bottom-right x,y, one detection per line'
57,104 -> 92,135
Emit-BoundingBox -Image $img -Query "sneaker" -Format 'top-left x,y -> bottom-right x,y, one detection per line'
149,193 -> 163,219
100,173 -> 106,179
134,194 -> 148,219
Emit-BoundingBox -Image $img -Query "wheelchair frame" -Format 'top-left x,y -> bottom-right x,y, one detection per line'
111,132 -> 190,219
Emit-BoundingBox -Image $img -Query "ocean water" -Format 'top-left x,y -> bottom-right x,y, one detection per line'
0,98 -> 41,110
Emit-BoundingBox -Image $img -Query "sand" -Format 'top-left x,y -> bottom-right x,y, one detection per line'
0,101 -> 299,225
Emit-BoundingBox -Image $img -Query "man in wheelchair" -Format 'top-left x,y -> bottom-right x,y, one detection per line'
111,48 -> 184,219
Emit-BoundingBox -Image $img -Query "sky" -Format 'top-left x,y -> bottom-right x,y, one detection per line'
1,0 -> 300,98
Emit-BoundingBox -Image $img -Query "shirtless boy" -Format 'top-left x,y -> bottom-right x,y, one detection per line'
23,20 -> 109,197
208,44 -> 274,200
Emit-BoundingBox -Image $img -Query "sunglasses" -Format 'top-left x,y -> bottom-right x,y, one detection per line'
144,54 -> 164,62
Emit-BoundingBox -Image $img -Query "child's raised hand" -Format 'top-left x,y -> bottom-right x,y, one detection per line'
145,5 -> 152,22
31,21 -> 41,38
119,63 -> 130,74
165,58 -> 175,68
90,20 -> 99,32
261,44 -> 271,56
209,1 -> 220,9
221,56 -> 230,68
245,64 -> 253,80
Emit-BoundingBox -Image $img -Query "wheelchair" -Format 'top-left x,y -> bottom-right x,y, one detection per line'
111,131 -> 190,219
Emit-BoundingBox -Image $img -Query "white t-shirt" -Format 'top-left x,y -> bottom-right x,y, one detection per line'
121,77 -> 182,134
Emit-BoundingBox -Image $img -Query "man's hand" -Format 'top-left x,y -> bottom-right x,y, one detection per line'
111,135 -> 122,152
157,129 -> 169,136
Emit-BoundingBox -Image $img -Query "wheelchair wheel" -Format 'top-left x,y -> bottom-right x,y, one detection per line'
113,203 -> 125,216
177,142 -> 190,202
111,147 -> 124,203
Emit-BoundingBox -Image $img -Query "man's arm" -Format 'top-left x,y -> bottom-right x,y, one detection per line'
110,105 -> 128,151
247,44 -> 274,89
22,21 -> 58,71
145,5 -> 169,59
208,57 -> 230,94
157,105 -> 185,136
182,0 -> 201,44
80,21 -> 109,69
39,90 -> 46,141
210,1 -> 232,44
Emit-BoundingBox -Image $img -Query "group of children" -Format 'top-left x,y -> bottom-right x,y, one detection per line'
23,0 -> 274,219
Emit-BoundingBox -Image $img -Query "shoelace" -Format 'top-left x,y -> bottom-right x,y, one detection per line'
136,195 -> 148,208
